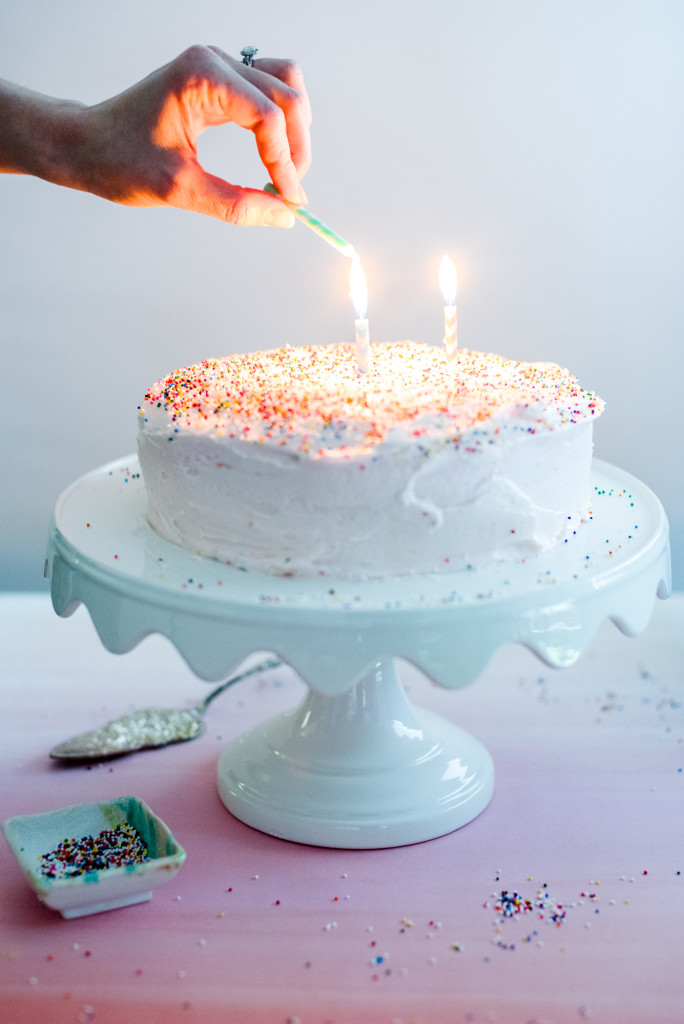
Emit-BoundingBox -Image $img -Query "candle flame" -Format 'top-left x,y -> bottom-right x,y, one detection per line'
349,257 -> 368,320
439,255 -> 458,306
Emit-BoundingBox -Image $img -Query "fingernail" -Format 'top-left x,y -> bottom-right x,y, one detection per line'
264,207 -> 295,228
281,184 -> 307,206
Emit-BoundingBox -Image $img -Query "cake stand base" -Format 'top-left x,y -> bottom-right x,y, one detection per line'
217,657 -> 494,848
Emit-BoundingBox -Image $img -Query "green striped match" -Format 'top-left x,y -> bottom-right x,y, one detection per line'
263,183 -> 357,259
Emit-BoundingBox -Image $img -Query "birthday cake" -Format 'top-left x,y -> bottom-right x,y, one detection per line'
137,341 -> 603,579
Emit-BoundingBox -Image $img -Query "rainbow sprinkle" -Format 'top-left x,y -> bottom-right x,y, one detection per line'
140,341 -> 604,456
39,823 -> 149,879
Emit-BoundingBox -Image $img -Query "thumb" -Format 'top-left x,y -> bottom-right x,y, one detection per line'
170,164 -> 295,227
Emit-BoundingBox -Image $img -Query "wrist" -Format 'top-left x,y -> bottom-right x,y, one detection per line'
32,100 -> 89,190
0,80 -> 87,187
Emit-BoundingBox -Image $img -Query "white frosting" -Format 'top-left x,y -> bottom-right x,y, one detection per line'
137,342 -> 603,579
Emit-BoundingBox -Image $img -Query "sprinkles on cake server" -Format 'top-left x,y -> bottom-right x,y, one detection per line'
39,823 -> 149,879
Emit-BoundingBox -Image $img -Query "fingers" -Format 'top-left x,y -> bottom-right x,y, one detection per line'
205,46 -> 311,197
259,59 -> 311,119
246,56 -> 312,177
155,45 -> 310,221
240,59 -> 311,182
169,160 -> 295,227
252,57 -> 312,129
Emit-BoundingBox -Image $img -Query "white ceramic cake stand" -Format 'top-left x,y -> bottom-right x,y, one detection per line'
46,456 -> 671,849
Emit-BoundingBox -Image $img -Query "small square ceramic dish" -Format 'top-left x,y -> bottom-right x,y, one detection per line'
3,795 -> 186,918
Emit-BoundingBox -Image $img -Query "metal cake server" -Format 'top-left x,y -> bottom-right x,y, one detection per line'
49,658 -> 282,762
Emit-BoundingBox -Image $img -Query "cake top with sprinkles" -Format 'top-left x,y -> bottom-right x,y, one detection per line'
139,341 -> 603,453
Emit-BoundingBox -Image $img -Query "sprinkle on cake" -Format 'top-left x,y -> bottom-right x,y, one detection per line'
137,341 -> 604,578
140,342 -> 602,455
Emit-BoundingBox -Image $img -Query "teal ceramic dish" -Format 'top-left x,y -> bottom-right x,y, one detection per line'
3,796 -> 185,918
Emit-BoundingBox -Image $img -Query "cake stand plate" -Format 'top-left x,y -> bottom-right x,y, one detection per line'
46,457 -> 670,848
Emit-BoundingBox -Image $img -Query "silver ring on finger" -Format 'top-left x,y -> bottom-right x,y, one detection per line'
240,46 -> 258,67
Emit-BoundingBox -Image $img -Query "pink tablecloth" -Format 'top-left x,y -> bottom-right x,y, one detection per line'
1,592 -> 683,1024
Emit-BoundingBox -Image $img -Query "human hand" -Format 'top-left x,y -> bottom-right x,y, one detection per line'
0,45 -> 311,227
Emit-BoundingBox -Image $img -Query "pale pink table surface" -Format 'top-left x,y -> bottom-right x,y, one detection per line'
1,592 -> 682,1024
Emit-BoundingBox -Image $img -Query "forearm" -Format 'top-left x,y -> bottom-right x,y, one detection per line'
0,78 -> 87,187
0,76 -> 176,205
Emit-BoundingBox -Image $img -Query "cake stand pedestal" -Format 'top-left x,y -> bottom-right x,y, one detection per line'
217,657 -> 494,847
46,457 -> 670,848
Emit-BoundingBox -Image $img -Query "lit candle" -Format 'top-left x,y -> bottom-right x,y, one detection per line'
439,255 -> 458,362
350,258 -> 371,373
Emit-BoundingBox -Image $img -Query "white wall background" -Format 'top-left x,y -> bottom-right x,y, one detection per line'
1,0 -> 682,590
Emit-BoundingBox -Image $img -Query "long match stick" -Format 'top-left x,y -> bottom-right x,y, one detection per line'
263,183 -> 357,259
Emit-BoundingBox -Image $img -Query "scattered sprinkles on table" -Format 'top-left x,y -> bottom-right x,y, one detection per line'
486,885 -> 569,951
139,342 -> 603,455
39,823 -> 149,879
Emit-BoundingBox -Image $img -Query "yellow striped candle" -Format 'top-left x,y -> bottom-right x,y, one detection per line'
349,258 -> 371,374
439,255 -> 458,363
